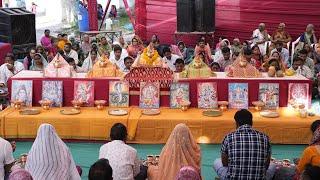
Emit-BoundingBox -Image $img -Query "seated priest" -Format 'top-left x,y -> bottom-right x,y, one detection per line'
194,38 -> 212,65
133,42 -> 163,67
0,53 -> 24,87
44,53 -> 75,77
86,55 -> 123,78
185,52 -> 212,78
226,47 -> 261,78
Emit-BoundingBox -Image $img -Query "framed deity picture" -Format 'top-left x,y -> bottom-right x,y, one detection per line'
11,80 -> 33,106
288,83 -> 309,108
197,82 -> 218,109
42,81 -> 63,107
228,83 -> 248,109
170,82 -> 189,108
109,81 -> 129,107
139,81 -> 160,109
259,83 -> 279,110
74,81 -> 95,106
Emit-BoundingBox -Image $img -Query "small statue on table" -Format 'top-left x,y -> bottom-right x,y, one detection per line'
86,55 -> 123,78
185,52 -> 213,78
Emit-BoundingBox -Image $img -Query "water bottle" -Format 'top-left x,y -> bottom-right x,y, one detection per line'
297,66 -> 302,75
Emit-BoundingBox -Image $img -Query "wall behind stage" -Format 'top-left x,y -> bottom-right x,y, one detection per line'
135,0 -> 320,46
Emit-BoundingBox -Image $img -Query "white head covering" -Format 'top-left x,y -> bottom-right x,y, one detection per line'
25,124 -> 81,180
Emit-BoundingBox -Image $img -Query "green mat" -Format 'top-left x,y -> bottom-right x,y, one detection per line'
13,142 -> 306,179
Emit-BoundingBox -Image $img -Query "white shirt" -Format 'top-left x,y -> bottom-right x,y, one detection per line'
99,140 -> 140,180
109,49 -> 128,72
162,54 -> 180,71
0,137 -> 14,180
0,61 -> 24,86
65,50 -> 79,64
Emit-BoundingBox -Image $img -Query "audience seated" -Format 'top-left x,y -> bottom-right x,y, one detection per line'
71,43 -> 85,66
118,36 -> 128,49
89,159 -> 113,180
99,123 -> 145,180
213,109 -> 274,180
25,124 -> 81,180
289,56 -> 313,79
23,48 -> 36,70
123,56 -> 134,73
214,39 -> 229,62
210,62 -> 221,72
57,34 -> 70,50
251,45 -> 263,70
271,23 -> 292,46
81,34 -> 92,57
177,41 -> 193,64
36,45 -> 48,61
230,38 -> 242,56
8,169 -> 33,180
82,49 -> 99,72
296,120 -> 320,176
40,29 -> 53,52
29,53 -> 48,71
98,37 -> 111,56
270,40 -> 290,66
67,57 -> 84,73
216,47 -> 233,71
251,23 -> 270,56
109,44 -> 129,71
0,136 -> 15,180
299,24 -> 317,46
162,46 -> 180,71
64,43 -> 79,65
176,166 -> 201,180
0,53 -> 24,87
148,123 -> 201,180
173,58 -> 187,78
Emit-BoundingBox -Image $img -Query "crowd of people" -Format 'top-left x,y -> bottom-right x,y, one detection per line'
1,23 -> 320,96
1,110 -> 320,179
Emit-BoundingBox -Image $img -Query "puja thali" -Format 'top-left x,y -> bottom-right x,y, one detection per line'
202,110 -> 222,117
60,108 -> 81,115
108,109 -> 128,116
142,109 -> 160,116
260,110 -> 280,118
19,109 -> 41,115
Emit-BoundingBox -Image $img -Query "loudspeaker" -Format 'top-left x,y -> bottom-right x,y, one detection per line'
177,0 -> 195,32
0,8 -> 36,55
195,0 -> 215,32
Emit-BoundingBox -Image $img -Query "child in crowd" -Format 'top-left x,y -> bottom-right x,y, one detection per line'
174,58 -> 186,78
123,56 -> 134,73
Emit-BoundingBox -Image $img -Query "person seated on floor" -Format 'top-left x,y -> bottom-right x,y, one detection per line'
64,43 -> 79,65
67,57 -> 84,73
118,36 -> 128,49
185,52 -> 212,78
304,43 -> 314,59
89,159 -> 113,180
162,46 -> 181,71
177,41 -> 193,64
226,47 -> 261,78
98,37 -> 111,56
216,47 -> 233,71
127,35 -> 144,59
299,24 -> 317,46
133,43 -> 163,67
262,56 -> 286,73
8,169 -> 33,180
57,33 -> 70,50
299,49 -> 315,77
148,123 -> 201,180
270,40 -> 290,66
36,45 -> 48,61
214,109 -> 275,180
173,58 -> 187,78
109,44 -> 129,71
81,34 -> 92,57
123,56 -> 135,73
72,43 -> 85,66
194,37 -> 212,65
176,166 -> 201,180
25,124 -> 81,180
270,23 -> 292,46
251,45 -> 264,70
23,48 -> 36,70
210,62 -> 221,72
251,23 -> 270,56
214,39 -> 230,63
99,123 -> 146,180
0,53 -> 24,87
86,54 -> 123,78
0,136 -> 15,180
231,38 -> 242,56
81,49 -> 99,72
289,56 -> 313,79
29,53 -> 48,71
296,120 -> 320,177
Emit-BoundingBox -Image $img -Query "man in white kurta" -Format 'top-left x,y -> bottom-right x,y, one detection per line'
0,137 -> 15,180
109,45 -> 128,72
162,46 -> 181,71
99,123 -> 140,180
0,54 -> 24,87
252,23 -> 270,56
